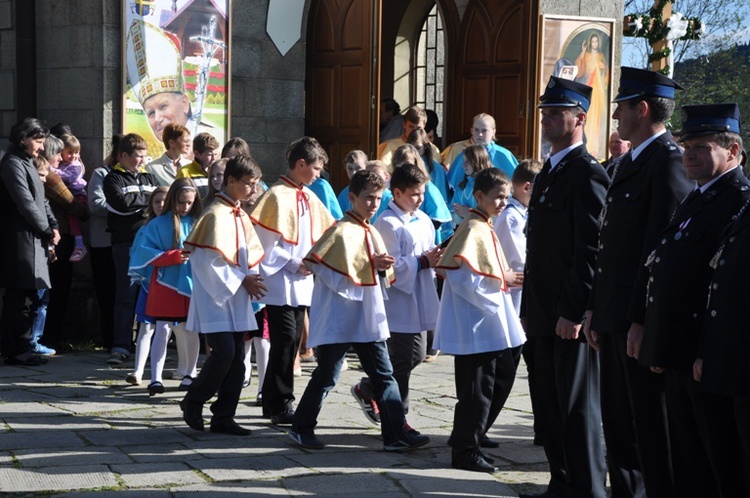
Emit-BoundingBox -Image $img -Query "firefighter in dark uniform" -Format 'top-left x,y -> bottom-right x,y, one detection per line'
520,76 -> 609,498
693,104 -> 750,498
583,67 -> 691,497
639,103 -> 750,497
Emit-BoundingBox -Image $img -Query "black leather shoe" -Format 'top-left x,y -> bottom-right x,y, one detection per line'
480,435 -> 500,448
519,491 -> 563,498
5,354 -> 48,366
271,409 -> 295,425
179,398 -> 204,431
210,419 -> 251,436
451,453 -> 499,473
477,448 -> 495,464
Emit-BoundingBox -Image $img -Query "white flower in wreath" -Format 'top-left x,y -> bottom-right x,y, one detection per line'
666,12 -> 689,41
697,22 -> 706,38
629,16 -> 644,33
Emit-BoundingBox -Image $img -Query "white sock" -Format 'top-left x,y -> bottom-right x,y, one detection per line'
252,336 -> 270,395
175,323 -> 200,378
133,322 -> 155,378
243,339 -> 252,383
149,321 -> 172,384
173,321 -> 188,378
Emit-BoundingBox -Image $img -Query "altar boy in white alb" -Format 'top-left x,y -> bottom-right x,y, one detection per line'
288,170 -> 430,452
179,155 -> 267,436
435,168 -> 526,474
369,163 -> 442,419
249,137 -> 335,425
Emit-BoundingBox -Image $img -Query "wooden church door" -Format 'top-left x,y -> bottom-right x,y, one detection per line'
305,0 -> 381,193
448,0 -> 536,158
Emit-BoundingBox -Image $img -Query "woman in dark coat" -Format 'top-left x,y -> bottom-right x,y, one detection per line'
0,118 -> 59,366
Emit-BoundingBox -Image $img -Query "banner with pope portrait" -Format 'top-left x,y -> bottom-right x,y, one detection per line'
122,0 -> 230,160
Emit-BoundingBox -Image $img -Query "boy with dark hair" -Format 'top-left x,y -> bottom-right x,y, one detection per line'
435,167 -> 525,473
176,132 -> 220,198
351,164 -> 442,426
289,169 -> 430,451
103,133 -> 157,365
146,123 -> 191,187
250,136 -> 336,425
378,105 -> 441,168
180,154 -> 267,435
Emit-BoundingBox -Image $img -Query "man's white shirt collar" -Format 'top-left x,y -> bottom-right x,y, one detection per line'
549,141 -> 584,170
631,129 -> 667,161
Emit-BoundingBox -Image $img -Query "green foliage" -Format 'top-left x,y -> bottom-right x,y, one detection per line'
671,43 -> 750,143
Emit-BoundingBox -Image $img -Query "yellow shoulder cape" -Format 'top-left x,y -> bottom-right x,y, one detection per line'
304,211 -> 396,286
436,209 -> 507,288
250,176 -> 335,245
185,193 -> 265,268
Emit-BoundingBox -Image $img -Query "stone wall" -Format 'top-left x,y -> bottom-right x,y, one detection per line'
0,0 -> 15,150
35,0 -> 120,170
229,0 -> 307,182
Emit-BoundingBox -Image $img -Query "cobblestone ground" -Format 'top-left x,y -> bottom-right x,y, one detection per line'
0,350 -> 559,496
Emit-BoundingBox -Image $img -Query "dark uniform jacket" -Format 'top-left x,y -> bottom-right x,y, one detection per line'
698,199 -> 750,396
588,132 -> 691,335
521,144 -> 609,336
103,165 -> 157,245
640,167 -> 750,370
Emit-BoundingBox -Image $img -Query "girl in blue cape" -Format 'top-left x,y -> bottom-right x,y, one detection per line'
129,178 -> 202,396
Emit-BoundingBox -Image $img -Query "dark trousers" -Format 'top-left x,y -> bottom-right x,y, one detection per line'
293,341 -> 405,443
185,331 -> 245,423
386,331 -> 426,414
111,242 -> 137,354
527,335 -> 606,498
0,288 -> 37,358
44,234 -> 73,347
262,304 -> 305,415
449,346 -> 521,458
668,368 -> 749,497
89,246 -> 116,350
735,396 -> 750,495
598,333 -> 673,498
664,369 -> 721,497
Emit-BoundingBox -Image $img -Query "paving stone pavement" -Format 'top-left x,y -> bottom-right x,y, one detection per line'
0,350 -> 558,496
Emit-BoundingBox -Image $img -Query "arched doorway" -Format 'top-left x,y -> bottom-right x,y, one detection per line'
304,0 -> 537,192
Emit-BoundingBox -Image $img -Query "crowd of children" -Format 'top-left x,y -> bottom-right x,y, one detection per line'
9,109 -> 538,467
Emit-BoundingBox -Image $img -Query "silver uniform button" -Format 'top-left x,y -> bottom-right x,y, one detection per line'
712,283 -> 718,290
720,259 -> 726,266
692,313 -> 698,318
710,310 -> 717,317
661,238 -> 667,244
730,237 -> 736,242
649,296 -> 654,302
625,193 -> 630,198
655,256 -> 661,263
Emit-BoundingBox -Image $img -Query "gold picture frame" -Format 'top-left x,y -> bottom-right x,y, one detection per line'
536,15 -> 616,161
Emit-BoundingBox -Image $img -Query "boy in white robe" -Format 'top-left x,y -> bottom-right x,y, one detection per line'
179,155 -> 267,435
434,168 -> 526,473
493,159 -> 541,314
288,170 -> 431,452
249,137 -> 335,425
352,164 -> 442,426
